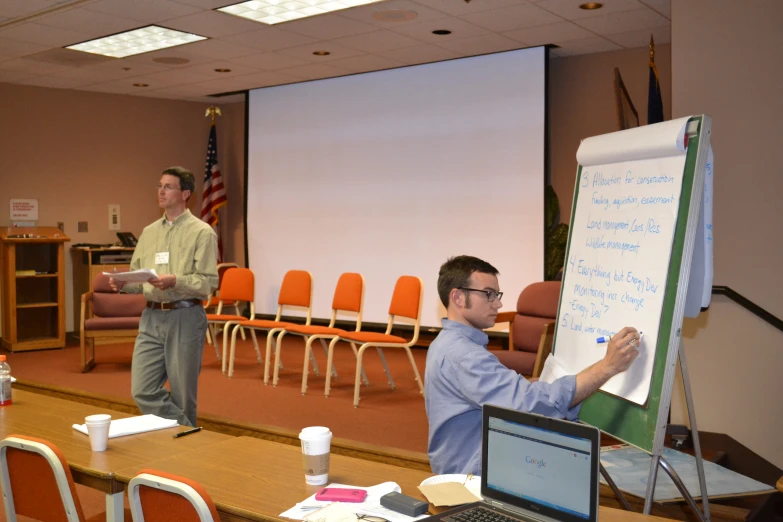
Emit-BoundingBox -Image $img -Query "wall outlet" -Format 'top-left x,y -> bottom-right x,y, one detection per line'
57,222 -> 64,231
78,221 -> 88,233
109,204 -> 121,231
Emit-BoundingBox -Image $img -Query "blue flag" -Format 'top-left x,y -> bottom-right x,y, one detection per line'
647,61 -> 664,124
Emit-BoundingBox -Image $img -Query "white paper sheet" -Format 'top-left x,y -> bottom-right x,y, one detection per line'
537,354 -> 569,384
72,414 -> 177,438
102,268 -> 157,283
281,482 -> 428,522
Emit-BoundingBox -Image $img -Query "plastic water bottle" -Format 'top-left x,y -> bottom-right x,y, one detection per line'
0,355 -> 11,406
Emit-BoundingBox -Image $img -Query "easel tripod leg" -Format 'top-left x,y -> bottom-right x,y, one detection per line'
659,457 -> 707,522
600,463 -> 632,511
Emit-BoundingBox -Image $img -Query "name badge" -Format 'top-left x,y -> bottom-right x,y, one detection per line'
155,252 -> 170,265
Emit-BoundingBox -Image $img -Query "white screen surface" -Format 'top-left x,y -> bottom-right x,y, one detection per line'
247,48 -> 546,327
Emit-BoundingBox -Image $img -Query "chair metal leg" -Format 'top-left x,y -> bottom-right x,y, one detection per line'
249,329 -> 261,362
376,347 -> 395,389
205,327 -> 212,345
301,336 -> 316,395
404,346 -> 424,396
325,337 -> 340,397
221,321 -> 233,365
265,330 -> 277,385
350,342 -> 369,386
354,345 -> 371,408
320,338 -> 338,378
273,330 -> 287,386
228,324 -> 241,378
221,322 -> 233,373
239,325 -> 246,341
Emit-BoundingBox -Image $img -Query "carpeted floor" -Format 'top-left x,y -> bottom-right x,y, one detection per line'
6,332 -> 431,454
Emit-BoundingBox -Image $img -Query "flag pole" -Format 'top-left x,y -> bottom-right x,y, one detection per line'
204,106 -> 224,262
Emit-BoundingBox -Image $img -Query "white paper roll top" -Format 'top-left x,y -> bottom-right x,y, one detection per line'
576,117 -> 691,166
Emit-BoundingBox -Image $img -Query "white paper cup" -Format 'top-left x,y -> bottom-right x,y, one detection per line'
85,414 -> 112,452
299,426 -> 332,485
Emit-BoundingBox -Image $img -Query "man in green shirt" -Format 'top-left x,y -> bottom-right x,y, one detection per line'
110,166 -> 218,426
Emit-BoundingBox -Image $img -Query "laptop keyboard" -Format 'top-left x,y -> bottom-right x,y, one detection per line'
445,506 -> 529,522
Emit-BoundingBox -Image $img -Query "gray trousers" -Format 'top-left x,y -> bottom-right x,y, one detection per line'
131,305 -> 207,427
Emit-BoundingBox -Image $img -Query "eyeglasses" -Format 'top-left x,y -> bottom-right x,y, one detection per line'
356,514 -> 391,522
458,287 -> 503,302
156,184 -> 181,192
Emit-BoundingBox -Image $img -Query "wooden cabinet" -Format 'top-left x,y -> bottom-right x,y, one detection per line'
0,227 -> 70,352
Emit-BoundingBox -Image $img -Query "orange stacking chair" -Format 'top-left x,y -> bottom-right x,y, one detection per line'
326,275 -> 424,407
0,434 -> 131,521
203,262 -> 241,345
128,469 -> 219,522
205,268 -> 258,363
226,270 -> 313,382
273,272 -> 366,394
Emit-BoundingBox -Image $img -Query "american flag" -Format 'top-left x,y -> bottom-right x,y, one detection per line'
201,124 -> 227,261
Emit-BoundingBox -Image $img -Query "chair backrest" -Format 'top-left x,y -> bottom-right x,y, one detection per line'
275,270 -> 313,323
385,276 -> 423,342
329,273 -> 364,330
91,273 -> 146,318
215,268 -> 254,303
512,281 -> 561,355
129,469 -> 220,522
0,434 -> 86,522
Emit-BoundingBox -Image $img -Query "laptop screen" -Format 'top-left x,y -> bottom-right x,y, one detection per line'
482,407 -> 598,522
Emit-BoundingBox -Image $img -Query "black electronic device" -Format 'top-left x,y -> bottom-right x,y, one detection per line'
380,492 -> 429,517
116,232 -> 138,247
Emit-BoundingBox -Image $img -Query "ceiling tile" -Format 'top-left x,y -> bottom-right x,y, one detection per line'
532,0 -> 646,20
333,29 -> 421,53
0,68 -> 38,82
78,78 -> 147,94
337,0 -> 450,27
503,21 -> 595,45
0,37 -> 50,59
16,74 -> 93,88
458,3 -> 564,33
416,0 -> 529,17
606,23 -> 669,48
326,53 -> 405,74
551,35 -> 622,56
171,0 -> 237,8
221,27 -> 317,51
435,32 -> 523,56
377,43 -> 462,65
230,69 -> 300,88
178,59 -> 263,76
163,9 -> 261,38
84,0 -> 203,24
278,14 -> 377,40
574,8 -> 669,35
50,63 -> 164,84
228,51 -> 310,70
36,9 -> 139,40
129,67 -> 210,89
389,16 -> 489,43
0,56 -> 73,74
278,62 -> 344,81
638,0 -> 670,19
0,0 -> 53,19
0,22 -> 85,47
276,41 -> 367,63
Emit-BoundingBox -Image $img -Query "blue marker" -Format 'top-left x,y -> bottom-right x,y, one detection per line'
596,332 -> 643,344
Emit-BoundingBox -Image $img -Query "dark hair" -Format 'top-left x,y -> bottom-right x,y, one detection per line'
437,255 -> 499,307
161,166 -> 195,199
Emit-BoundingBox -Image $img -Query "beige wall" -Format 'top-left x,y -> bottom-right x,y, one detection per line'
669,1 -> 783,469
0,83 -> 244,333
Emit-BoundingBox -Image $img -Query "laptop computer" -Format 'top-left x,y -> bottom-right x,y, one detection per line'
423,405 -> 600,522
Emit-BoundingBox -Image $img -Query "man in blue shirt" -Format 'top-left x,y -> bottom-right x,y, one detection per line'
425,255 -> 640,474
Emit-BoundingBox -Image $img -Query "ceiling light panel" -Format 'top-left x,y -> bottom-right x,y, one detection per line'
66,26 -> 207,58
218,0 -> 387,26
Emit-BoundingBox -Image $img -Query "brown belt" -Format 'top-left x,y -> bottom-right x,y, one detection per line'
146,299 -> 202,311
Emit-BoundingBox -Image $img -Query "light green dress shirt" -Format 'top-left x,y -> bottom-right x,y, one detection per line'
123,209 -> 219,302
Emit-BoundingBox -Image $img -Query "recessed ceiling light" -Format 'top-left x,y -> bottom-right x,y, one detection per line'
66,26 -> 207,58
371,9 -> 418,22
432,29 -> 452,36
579,2 -> 603,9
313,51 -> 331,56
217,0 -> 388,26
133,83 -> 149,87
214,68 -> 232,72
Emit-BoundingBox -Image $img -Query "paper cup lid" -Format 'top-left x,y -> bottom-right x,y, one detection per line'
85,414 -> 112,423
299,426 -> 331,440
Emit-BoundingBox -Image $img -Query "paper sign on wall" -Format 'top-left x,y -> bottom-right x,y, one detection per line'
10,199 -> 38,221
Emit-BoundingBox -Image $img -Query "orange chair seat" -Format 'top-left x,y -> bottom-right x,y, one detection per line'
203,296 -> 236,307
339,331 -> 407,344
243,319 -> 293,329
206,314 -> 246,322
286,325 -> 347,336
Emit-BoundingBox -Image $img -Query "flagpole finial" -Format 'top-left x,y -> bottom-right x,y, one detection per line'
649,34 -> 655,63
205,106 -> 222,125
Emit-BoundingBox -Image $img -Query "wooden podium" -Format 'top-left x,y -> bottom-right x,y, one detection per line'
0,227 -> 70,352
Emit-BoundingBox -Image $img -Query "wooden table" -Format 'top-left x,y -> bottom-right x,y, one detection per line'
115,436 -> 674,522
0,389 -> 232,520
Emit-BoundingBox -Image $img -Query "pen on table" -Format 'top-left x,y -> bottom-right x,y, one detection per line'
173,426 -> 202,438
596,332 -> 643,344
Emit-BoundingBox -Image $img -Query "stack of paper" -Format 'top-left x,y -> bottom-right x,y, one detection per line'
72,414 -> 178,438
538,354 -> 569,384
102,268 -> 157,283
